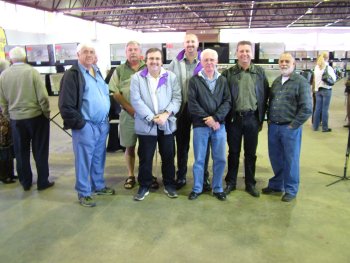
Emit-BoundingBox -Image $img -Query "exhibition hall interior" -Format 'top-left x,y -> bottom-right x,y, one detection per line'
0,1 -> 350,262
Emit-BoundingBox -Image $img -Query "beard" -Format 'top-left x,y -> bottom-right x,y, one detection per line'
280,67 -> 294,77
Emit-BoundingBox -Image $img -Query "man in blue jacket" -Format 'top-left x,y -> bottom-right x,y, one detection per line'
59,43 -> 115,207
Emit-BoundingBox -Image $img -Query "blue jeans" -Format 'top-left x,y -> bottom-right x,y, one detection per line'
268,123 -> 302,196
313,88 -> 332,131
72,121 -> 109,197
192,125 -> 226,193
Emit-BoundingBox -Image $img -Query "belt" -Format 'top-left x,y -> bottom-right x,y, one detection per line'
319,87 -> 332,91
271,121 -> 290,125
236,110 -> 255,117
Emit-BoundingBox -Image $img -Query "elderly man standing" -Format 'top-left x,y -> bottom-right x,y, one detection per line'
263,52 -> 312,202
222,40 -> 269,198
109,41 -> 161,190
0,47 -> 53,191
168,33 -> 211,191
130,48 -> 181,201
59,43 -> 115,207
187,49 -> 231,201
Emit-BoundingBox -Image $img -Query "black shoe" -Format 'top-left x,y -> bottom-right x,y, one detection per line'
245,185 -> 260,197
202,178 -> 211,192
134,186 -> 149,201
322,128 -> 332,132
224,184 -> 236,195
344,124 -> 350,128
23,185 -> 31,191
213,191 -> 226,201
176,178 -> 186,190
281,193 -> 296,202
0,177 -> 16,184
188,191 -> 200,200
164,186 -> 178,198
37,181 -> 55,191
262,187 -> 283,195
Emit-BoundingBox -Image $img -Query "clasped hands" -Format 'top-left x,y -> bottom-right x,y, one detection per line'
203,116 -> 220,131
153,111 -> 170,126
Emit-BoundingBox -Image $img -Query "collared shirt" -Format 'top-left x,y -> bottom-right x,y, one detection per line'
78,63 -> 110,124
184,55 -> 198,94
146,68 -> 167,114
268,72 -> 312,128
199,69 -> 220,94
236,65 -> 257,112
108,60 -> 146,102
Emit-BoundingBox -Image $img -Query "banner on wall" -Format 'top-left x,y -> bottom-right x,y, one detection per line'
0,27 -> 7,59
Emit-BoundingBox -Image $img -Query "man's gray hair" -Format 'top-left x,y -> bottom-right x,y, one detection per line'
125,41 -> 140,49
201,49 -> 218,60
76,42 -> 95,53
9,47 -> 26,62
0,59 -> 10,74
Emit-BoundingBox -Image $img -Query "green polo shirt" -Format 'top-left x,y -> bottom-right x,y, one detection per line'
108,60 -> 146,103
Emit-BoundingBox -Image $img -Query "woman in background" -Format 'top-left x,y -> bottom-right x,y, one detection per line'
0,58 -> 17,184
312,52 -> 337,132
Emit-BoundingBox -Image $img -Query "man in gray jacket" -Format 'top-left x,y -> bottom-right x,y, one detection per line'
168,33 -> 211,191
130,48 -> 181,201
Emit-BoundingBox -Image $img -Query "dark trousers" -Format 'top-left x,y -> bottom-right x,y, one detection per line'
11,114 -> 50,188
175,104 -> 209,181
225,113 -> 259,187
106,122 -> 124,152
138,130 -> 176,188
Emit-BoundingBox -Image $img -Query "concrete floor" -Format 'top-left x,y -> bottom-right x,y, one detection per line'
1,78 -> 350,263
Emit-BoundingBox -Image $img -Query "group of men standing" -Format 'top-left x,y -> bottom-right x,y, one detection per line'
100,34 -> 311,205
0,33 -> 312,208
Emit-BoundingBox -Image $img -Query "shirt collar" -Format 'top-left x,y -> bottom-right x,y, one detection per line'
199,69 -> 220,81
176,49 -> 201,62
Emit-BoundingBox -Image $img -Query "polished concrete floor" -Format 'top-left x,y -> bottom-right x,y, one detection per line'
1,78 -> 350,263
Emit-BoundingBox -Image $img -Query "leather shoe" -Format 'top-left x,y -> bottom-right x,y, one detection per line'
322,128 -> 332,132
188,191 -> 200,200
23,185 -> 31,191
37,181 -> 55,191
176,179 -> 186,190
224,184 -> 236,195
262,187 -> 283,195
281,193 -> 296,202
213,192 -> 226,201
245,186 -> 260,197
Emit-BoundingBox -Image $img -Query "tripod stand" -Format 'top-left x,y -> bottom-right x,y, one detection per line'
319,127 -> 350,186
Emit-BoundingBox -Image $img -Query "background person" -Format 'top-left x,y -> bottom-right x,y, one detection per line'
130,48 -> 181,201
187,49 -> 231,201
222,40 -> 269,198
0,58 -> 16,184
312,52 -> 336,132
263,52 -> 312,202
0,47 -> 53,191
168,33 -> 211,191
59,43 -> 115,207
